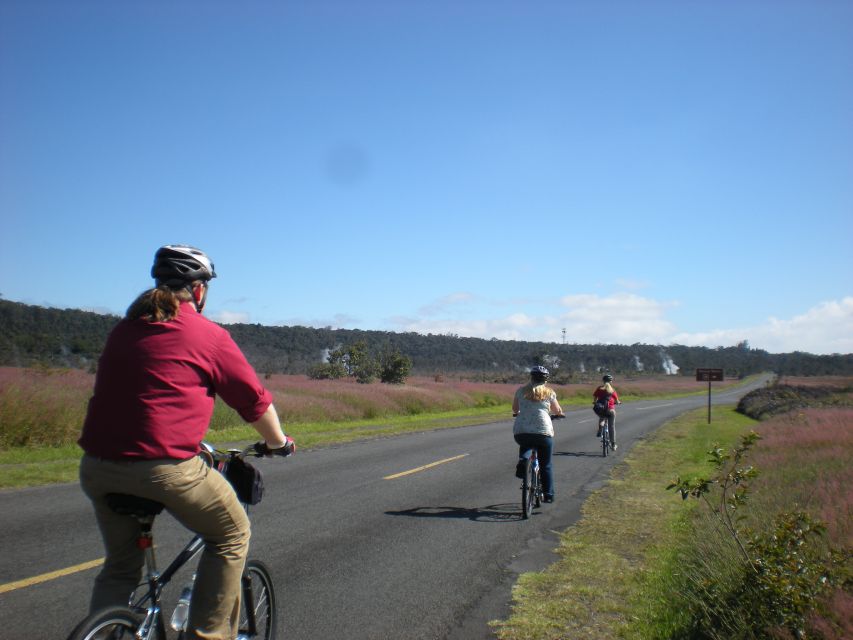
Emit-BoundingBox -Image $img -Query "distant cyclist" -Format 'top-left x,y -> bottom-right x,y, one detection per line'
512,366 -> 564,503
593,373 -> 622,450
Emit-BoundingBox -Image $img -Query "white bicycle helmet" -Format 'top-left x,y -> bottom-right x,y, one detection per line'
530,366 -> 550,382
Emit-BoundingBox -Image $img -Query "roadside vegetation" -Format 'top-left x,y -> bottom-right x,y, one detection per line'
492,376 -> 852,640
0,366 -> 752,489
2,366 -> 850,635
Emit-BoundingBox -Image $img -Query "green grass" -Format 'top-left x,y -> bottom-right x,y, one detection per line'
0,373 -> 764,490
491,406 -> 757,639
0,406 -> 512,489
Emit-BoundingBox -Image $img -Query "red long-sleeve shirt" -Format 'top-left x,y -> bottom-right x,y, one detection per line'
79,302 -> 271,460
593,386 -> 619,409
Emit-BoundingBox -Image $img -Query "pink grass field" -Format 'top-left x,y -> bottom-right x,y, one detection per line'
0,366 -> 743,448
751,407 -> 853,546
775,375 -> 852,390
750,406 -> 853,637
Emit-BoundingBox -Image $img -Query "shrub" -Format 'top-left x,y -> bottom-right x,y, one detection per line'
737,384 -> 840,421
738,512 -> 837,637
307,362 -> 347,380
668,433 -> 845,639
379,348 -> 412,384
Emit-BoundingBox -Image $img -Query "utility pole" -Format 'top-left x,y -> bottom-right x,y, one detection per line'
562,328 -> 566,344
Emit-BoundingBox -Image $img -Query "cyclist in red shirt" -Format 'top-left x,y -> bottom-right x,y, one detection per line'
78,245 -> 293,640
593,373 -> 621,450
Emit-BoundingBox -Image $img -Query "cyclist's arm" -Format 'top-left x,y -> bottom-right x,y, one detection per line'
550,395 -> 564,416
512,395 -> 520,415
251,403 -> 288,449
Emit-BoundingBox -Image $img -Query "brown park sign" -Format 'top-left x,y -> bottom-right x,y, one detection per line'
696,368 -> 724,423
696,368 -> 724,382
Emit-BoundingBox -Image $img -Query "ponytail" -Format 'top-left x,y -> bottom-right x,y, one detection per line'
126,285 -> 192,322
523,382 -> 554,402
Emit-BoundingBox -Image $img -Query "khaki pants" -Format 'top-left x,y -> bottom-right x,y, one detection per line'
80,454 -> 251,640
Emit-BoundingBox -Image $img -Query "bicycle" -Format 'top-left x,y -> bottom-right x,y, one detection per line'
521,448 -> 542,519
517,414 -> 564,520
594,411 -> 611,457
596,401 -> 621,457
66,442 -> 285,640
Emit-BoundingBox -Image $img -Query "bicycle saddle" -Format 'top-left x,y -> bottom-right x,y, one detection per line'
105,493 -> 165,518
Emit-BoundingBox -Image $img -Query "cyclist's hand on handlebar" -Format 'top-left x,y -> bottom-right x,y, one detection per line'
254,436 -> 296,458
551,414 -> 566,420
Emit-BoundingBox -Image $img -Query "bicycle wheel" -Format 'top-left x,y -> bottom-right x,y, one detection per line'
66,606 -> 143,640
602,427 -> 609,457
533,467 -> 542,508
239,559 -> 277,640
521,457 -> 535,519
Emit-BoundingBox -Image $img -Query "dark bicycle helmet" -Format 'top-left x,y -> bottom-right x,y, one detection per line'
151,245 -> 217,287
602,374 -> 613,382
530,366 -> 550,381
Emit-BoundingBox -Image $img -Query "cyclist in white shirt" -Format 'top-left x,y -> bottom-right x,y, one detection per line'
512,366 -> 564,502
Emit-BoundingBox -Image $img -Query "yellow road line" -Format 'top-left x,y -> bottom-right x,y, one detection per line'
0,557 -> 104,594
383,454 -> 469,480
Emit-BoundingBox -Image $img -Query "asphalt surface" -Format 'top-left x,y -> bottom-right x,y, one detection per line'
0,377 -> 767,639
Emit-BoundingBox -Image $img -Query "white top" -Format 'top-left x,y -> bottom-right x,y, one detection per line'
512,386 -> 556,437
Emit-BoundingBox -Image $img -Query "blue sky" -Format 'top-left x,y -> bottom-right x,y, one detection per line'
1,0 -> 851,356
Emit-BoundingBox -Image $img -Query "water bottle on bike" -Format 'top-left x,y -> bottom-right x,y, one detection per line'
170,573 -> 195,631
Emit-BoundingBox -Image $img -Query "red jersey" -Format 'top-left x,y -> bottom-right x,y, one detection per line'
593,386 -> 619,409
79,302 -> 272,460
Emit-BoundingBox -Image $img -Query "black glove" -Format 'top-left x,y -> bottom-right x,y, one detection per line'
255,436 -> 296,457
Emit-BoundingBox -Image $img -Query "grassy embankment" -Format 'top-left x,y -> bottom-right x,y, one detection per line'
0,367 -> 753,489
492,376 -> 852,640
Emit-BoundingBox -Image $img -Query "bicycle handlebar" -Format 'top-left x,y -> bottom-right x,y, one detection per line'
199,438 -> 296,464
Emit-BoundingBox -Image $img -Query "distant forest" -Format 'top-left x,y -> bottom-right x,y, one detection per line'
1,299 -> 851,380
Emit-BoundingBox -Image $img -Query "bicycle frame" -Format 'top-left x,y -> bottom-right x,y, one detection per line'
530,451 -> 542,506
122,447 -> 262,638
129,531 -> 205,638
521,449 -> 542,519
69,443 -> 281,640
600,415 -> 610,457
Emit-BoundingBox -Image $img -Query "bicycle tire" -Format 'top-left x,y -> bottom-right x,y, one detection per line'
66,606 -> 144,640
521,457 -> 535,519
602,426 -> 609,457
533,466 -> 542,508
239,559 -> 277,640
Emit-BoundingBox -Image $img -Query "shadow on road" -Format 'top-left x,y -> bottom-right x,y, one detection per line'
554,450 -> 603,457
385,503 -> 525,522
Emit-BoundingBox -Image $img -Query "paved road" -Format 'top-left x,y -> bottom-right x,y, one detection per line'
0,378 -> 766,639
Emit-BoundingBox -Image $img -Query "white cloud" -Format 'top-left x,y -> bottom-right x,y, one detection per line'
395,293 -> 676,344
559,293 -> 677,344
671,297 -> 853,355
212,310 -> 251,324
275,313 -> 362,329
391,293 -> 853,355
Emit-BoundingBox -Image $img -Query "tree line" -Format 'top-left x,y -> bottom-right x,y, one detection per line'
1,299 -> 851,380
